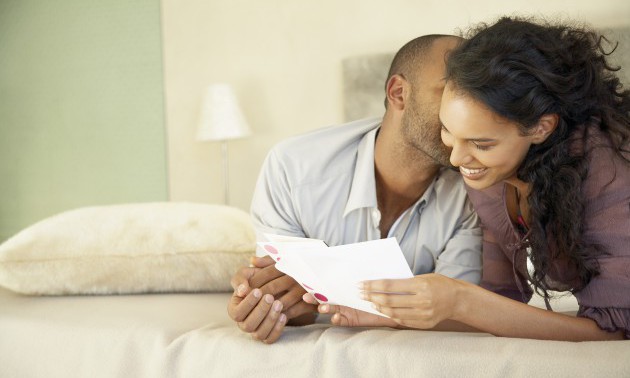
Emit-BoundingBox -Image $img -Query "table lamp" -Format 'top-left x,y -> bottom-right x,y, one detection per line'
196,84 -> 252,205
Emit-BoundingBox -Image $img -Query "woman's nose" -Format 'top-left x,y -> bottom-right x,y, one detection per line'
449,143 -> 471,168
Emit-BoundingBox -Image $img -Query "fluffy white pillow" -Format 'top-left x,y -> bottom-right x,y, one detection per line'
0,202 -> 255,295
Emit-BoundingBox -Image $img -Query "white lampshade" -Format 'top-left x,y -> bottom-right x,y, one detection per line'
196,84 -> 252,141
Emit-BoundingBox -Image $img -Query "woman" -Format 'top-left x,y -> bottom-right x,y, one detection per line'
308,17 -> 630,341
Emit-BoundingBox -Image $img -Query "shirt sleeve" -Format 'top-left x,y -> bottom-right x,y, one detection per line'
572,137 -> 630,339
434,196 -> 483,284
579,308 -> 630,339
479,230 -> 533,303
250,149 -> 305,255
574,250 -> 630,339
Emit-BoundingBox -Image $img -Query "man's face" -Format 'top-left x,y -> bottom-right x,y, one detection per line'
400,38 -> 459,167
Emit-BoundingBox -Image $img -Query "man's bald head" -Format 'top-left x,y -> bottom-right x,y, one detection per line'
384,35 -> 461,108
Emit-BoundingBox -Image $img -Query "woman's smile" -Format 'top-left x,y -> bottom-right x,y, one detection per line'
459,166 -> 488,180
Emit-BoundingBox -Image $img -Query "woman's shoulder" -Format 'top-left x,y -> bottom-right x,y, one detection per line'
572,125 -> 630,198
570,123 -> 629,164
465,182 -> 503,206
465,183 -> 509,228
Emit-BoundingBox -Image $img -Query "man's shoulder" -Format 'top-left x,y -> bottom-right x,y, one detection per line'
272,117 -> 381,159
435,168 -> 466,193
431,168 -> 473,210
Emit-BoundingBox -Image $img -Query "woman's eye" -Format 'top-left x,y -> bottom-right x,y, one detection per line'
473,142 -> 492,151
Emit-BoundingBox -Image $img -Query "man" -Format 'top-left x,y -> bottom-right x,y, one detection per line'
227,35 -> 482,344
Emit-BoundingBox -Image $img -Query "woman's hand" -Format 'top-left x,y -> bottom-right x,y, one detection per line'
361,273 -> 465,329
302,293 -> 397,328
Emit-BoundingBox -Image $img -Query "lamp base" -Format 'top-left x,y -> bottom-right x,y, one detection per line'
221,141 -> 229,205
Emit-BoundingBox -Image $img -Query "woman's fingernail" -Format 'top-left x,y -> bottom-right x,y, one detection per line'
320,304 -> 329,313
264,294 -> 274,304
253,289 -> 262,298
278,314 -> 287,326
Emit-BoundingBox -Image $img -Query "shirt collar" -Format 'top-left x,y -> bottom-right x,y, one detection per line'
343,131 -> 447,218
343,127 -> 379,217
414,171 -> 438,213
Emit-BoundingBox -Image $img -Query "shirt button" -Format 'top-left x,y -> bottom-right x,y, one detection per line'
371,209 -> 381,225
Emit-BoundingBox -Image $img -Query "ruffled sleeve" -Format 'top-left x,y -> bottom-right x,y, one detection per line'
574,257 -> 630,339
573,128 -> 630,339
578,307 -> 630,339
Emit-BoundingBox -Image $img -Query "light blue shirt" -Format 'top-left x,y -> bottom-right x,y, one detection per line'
251,117 -> 482,283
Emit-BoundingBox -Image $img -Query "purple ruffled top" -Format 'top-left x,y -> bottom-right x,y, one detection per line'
466,125 -> 630,339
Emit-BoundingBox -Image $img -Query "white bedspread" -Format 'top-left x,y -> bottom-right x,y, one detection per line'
1,287 -> 628,377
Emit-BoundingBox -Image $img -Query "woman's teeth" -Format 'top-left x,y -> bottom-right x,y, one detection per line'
460,166 -> 487,176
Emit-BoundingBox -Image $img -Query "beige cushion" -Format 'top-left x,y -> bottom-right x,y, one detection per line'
0,202 -> 254,295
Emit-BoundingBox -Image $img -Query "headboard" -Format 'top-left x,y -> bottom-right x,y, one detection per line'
342,26 -> 630,122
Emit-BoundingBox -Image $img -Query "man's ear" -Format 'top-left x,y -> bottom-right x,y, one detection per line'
531,114 -> 559,144
385,74 -> 408,111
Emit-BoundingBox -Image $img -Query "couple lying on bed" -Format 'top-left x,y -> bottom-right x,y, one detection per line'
227,16 -> 630,343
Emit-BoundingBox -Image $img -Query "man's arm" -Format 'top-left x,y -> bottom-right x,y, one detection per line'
227,149 -> 316,343
249,148 -> 317,322
434,196 -> 483,283
250,149 -> 306,245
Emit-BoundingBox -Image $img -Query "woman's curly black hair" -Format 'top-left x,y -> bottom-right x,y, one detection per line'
445,17 -> 630,297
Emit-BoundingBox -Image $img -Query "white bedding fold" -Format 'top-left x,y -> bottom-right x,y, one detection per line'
1,288 -> 628,378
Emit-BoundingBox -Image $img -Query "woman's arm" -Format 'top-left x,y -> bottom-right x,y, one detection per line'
363,275 -> 625,341
455,279 -> 624,340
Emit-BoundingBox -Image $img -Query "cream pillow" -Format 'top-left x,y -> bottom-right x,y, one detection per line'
0,202 -> 255,295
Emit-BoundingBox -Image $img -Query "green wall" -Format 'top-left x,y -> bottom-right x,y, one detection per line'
0,1 -> 168,242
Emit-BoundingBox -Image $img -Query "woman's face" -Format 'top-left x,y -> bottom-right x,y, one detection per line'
439,83 -> 535,190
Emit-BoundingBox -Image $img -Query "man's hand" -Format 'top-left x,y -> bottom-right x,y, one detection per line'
226,256 -> 316,344
302,293 -> 396,328
227,259 -> 288,343
249,256 -> 317,323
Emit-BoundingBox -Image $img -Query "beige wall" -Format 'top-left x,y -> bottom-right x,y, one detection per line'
161,0 -> 630,211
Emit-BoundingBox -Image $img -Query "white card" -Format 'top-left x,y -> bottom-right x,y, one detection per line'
256,241 -> 330,297
257,236 -> 413,317
262,233 -> 326,245
256,233 -> 327,258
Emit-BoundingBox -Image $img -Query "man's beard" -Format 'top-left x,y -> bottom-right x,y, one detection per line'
401,106 -> 452,167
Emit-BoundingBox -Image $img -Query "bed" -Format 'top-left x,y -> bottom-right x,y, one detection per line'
2,25 -> 630,378
1,202 -> 629,377
2,287 -> 630,377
